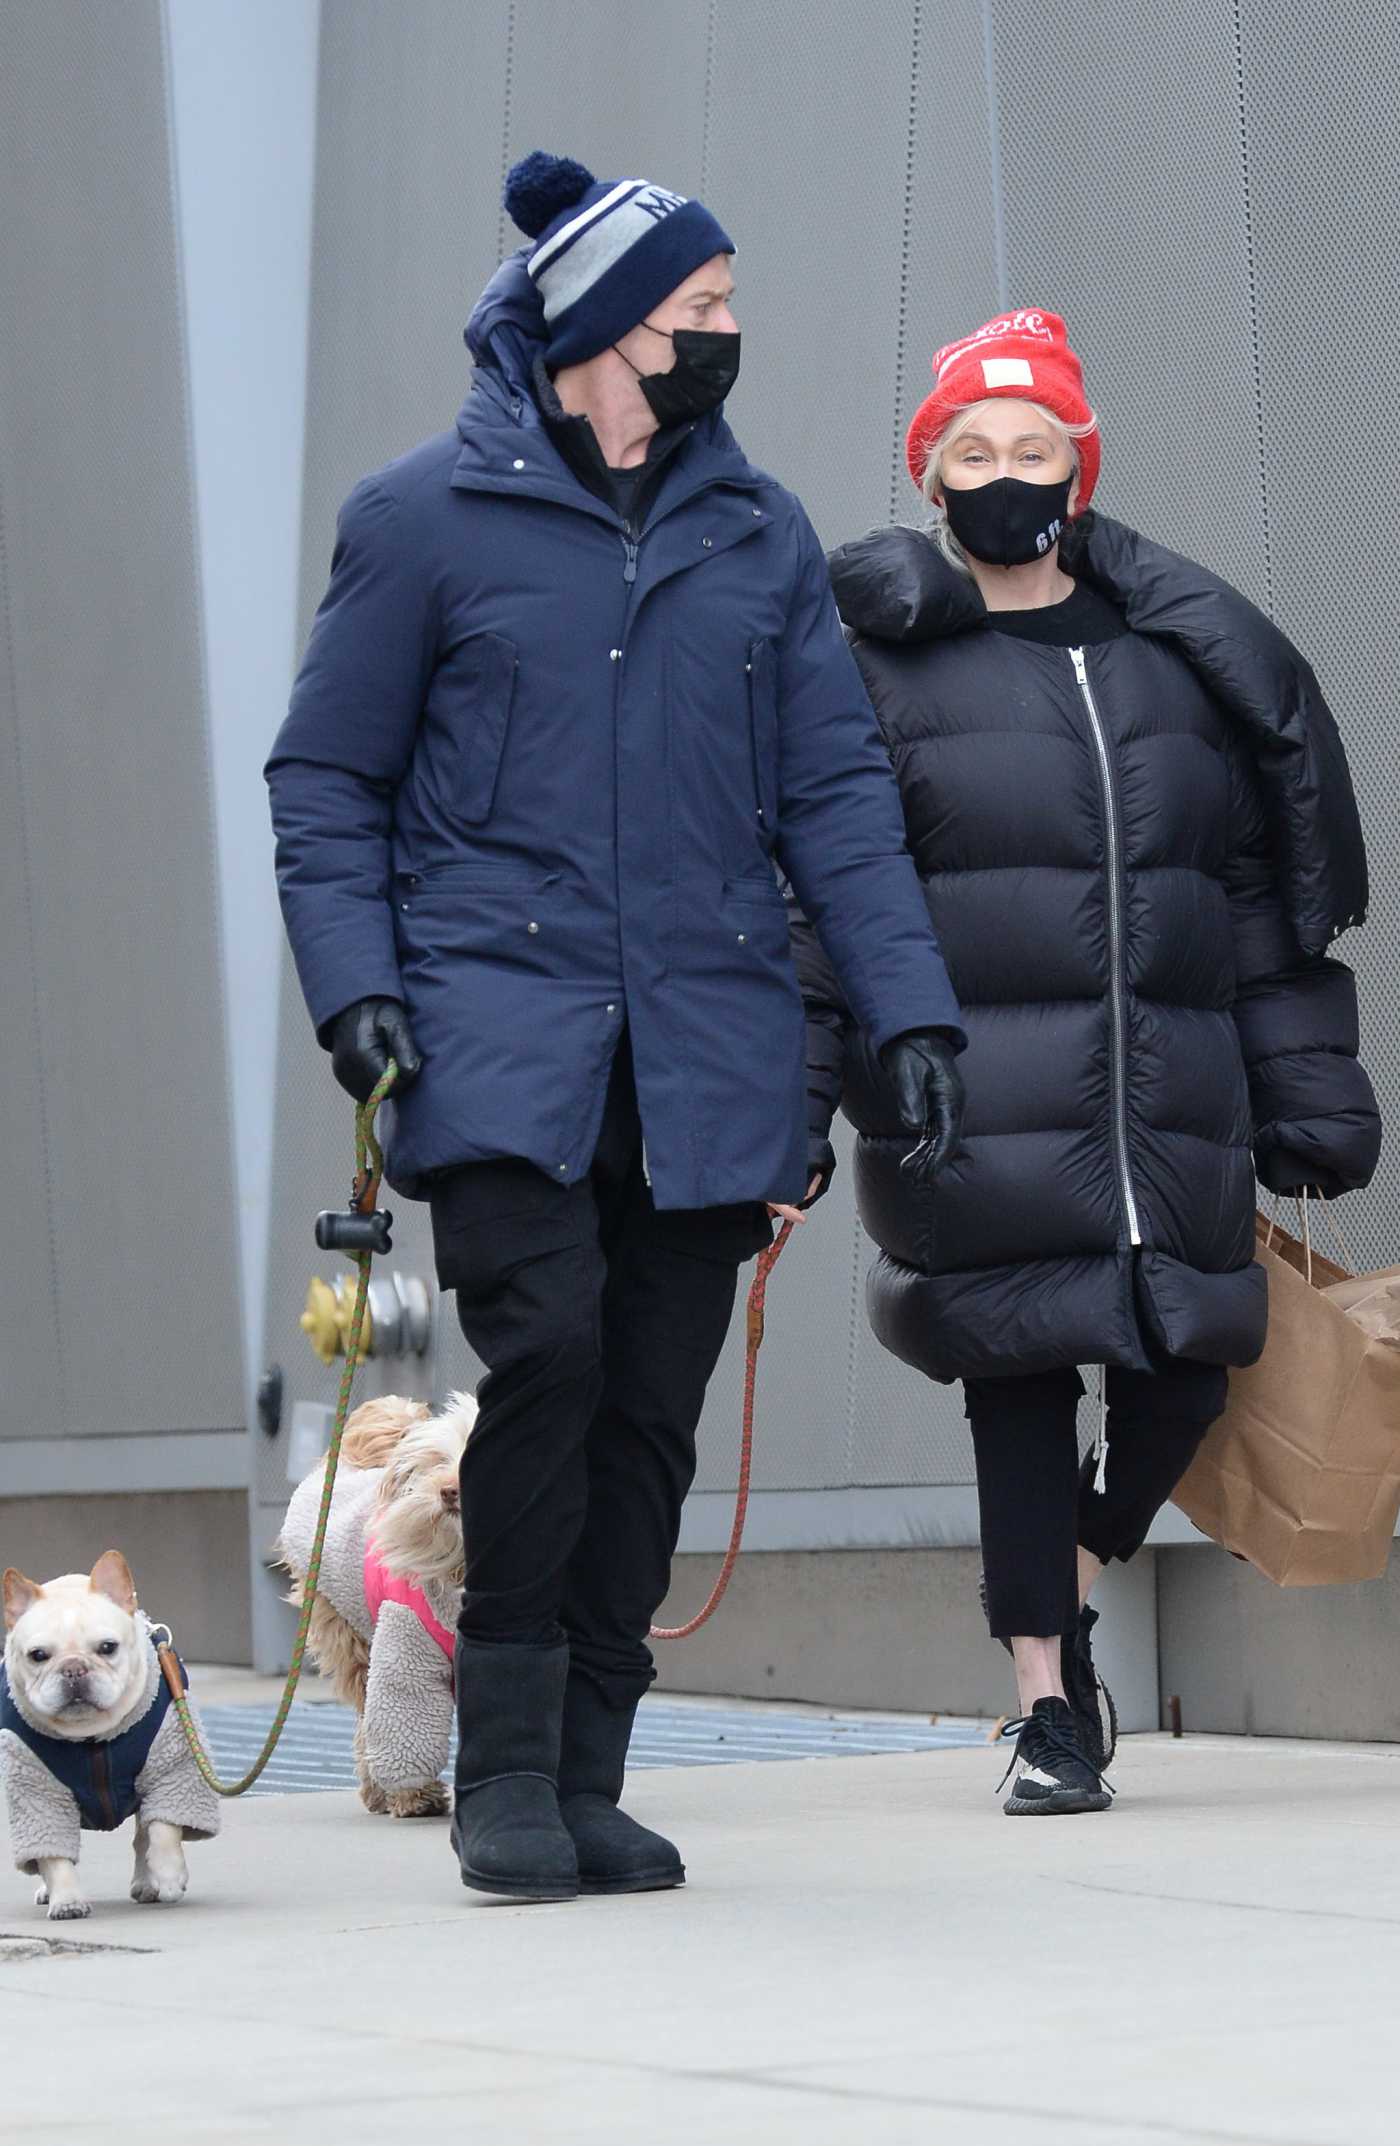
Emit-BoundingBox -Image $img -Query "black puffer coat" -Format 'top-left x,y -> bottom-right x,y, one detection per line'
793,513 -> 1381,1384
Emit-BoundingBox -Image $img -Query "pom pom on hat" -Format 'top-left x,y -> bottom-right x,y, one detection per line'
905,309 -> 1101,510
503,150 -> 596,239
505,152 -> 735,370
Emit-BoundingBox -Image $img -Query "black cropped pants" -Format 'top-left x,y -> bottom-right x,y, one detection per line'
965,1356 -> 1228,1640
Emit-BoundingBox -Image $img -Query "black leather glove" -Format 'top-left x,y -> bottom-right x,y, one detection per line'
880,1029 -> 966,1186
327,997 -> 423,1104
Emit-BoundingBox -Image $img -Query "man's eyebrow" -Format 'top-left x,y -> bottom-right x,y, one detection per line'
689,283 -> 735,301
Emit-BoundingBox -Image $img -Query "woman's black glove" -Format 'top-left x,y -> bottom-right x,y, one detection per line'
1257,1153 -> 1351,1200
803,1139 -> 838,1208
880,1030 -> 966,1185
327,996 -> 423,1103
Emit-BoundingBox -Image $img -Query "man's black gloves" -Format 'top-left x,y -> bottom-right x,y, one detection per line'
327,996 -> 423,1104
880,1029 -> 966,1185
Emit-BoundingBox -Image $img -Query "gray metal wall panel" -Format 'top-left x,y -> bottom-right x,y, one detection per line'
0,2 -> 240,1439
266,0 -> 992,1508
293,0 -> 513,603
892,0 -> 1004,524
1234,0 -> 1399,1272
0,549 -> 64,1429
703,0 -> 922,547
258,0 -> 515,1511
990,0 -> 1270,606
264,0 -> 1400,1541
502,0 -> 711,188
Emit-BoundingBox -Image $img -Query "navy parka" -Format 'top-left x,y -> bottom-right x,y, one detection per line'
266,256 -> 962,1207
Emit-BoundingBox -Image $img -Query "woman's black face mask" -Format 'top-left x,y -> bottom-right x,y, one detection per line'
615,322 -> 741,425
941,474 -> 1073,567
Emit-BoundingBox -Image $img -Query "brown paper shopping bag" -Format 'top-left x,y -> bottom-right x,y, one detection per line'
1171,1210 -> 1400,1584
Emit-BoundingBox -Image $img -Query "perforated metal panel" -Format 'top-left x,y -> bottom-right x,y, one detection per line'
255,0 -> 513,1512
0,2 -> 241,1441
1230,0 -> 1400,1274
989,0 -> 1270,605
701,1 -> 924,545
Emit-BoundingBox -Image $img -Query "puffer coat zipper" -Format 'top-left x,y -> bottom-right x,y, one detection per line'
1069,645 -> 1143,1249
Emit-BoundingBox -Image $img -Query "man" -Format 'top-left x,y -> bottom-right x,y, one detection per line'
266,151 -> 965,1903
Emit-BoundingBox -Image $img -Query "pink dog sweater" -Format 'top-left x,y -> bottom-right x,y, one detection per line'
362,1540 -> 455,1663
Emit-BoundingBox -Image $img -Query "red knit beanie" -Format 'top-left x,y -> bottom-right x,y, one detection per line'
905,308 -> 1100,509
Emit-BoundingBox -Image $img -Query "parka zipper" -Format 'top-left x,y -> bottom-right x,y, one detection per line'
1069,646 -> 1142,1249
616,517 -> 649,1189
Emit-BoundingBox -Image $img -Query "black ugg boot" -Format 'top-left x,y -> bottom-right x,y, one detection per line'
557,1672 -> 684,1895
451,1637 -> 579,1901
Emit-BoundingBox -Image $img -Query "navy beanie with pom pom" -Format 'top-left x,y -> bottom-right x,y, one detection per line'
504,150 -> 733,370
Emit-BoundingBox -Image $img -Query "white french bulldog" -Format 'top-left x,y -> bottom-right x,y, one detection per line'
1,1552 -> 220,1920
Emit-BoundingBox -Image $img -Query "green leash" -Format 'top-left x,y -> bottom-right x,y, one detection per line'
156,1064 -> 398,1796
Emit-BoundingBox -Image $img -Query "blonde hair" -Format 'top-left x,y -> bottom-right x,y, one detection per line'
919,399 -> 1097,574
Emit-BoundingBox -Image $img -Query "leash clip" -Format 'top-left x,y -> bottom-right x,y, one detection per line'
314,1173 -> 393,1258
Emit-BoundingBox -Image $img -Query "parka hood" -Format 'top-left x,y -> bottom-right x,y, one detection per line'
463,247 -> 546,396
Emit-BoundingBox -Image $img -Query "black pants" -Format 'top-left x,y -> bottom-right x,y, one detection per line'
427,1039 -> 771,1709
965,1356 -> 1228,1640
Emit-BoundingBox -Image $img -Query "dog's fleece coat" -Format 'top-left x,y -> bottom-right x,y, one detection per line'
0,1618 -> 220,1873
279,1462 -> 456,1794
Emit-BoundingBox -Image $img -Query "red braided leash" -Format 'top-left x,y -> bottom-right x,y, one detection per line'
650,1218 -> 794,1641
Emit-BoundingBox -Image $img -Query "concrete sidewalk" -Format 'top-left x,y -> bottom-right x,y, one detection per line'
3,1727 -> 1398,2145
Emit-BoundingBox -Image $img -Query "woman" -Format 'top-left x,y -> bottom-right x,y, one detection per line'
794,310 -> 1381,1814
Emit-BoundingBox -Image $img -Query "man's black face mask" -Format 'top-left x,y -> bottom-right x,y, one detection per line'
615,323 -> 741,425
941,473 -> 1073,568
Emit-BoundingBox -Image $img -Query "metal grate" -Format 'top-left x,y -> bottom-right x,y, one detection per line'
1230,0 -> 1400,1277
200,1696 -> 992,1796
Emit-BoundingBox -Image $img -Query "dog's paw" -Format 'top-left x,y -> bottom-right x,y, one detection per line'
33,1881 -> 49,1906
384,1780 -> 451,1819
131,1870 -> 188,1905
46,1896 -> 91,1921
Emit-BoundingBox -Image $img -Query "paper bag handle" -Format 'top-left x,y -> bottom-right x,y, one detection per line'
1264,1191 -> 1357,1284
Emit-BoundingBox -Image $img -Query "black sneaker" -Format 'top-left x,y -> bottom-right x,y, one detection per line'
997,1696 -> 1114,1816
1062,1603 -> 1117,1777
979,1575 -> 1118,1781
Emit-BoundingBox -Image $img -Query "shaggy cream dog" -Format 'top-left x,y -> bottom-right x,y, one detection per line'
277,1392 -> 474,1817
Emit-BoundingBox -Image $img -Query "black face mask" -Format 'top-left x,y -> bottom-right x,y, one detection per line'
616,324 -> 741,425
941,474 -> 1073,567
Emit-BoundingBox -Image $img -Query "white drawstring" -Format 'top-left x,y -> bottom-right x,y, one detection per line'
1092,1365 -> 1109,1494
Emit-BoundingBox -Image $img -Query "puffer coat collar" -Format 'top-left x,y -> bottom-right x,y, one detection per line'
830,515 -> 1368,956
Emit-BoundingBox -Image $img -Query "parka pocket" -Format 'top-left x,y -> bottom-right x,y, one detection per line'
746,638 -> 779,837
450,631 -> 518,825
